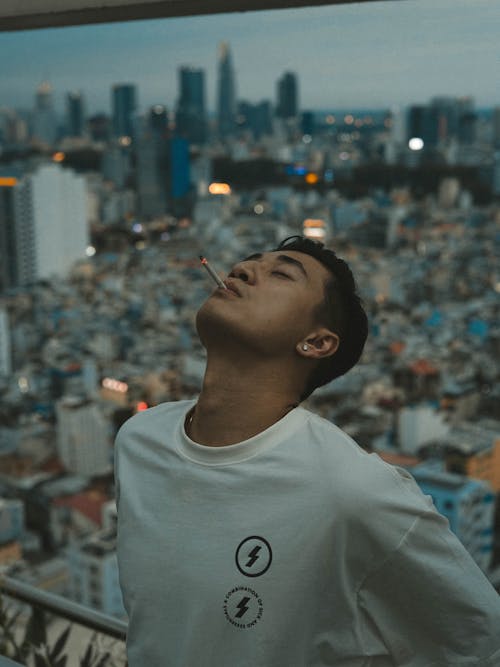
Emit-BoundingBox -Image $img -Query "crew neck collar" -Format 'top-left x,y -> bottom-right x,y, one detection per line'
176,399 -> 308,466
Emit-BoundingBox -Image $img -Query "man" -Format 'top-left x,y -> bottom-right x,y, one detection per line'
115,235 -> 500,666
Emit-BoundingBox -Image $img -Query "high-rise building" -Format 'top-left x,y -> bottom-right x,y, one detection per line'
176,68 -> 207,145
0,171 -> 20,292
407,105 -> 439,148
0,163 -> 88,288
301,111 -> 315,136
217,42 -> 237,138
55,396 -> 111,476
32,81 -> 58,146
0,306 -> 11,377
112,84 -> 137,139
431,96 -> 461,143
169,136 -> 190,202
457,97 -> 476,145
276,72 -> 298,120
136,134 -> 169,218
66,91 -> 86,137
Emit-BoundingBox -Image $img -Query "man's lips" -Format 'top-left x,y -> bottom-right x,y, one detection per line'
223,280 -> 243,297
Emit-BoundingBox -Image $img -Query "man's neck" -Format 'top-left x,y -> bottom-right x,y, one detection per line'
187,355 -> 301,447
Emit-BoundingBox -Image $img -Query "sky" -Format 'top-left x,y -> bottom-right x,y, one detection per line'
0,0 -> 498,115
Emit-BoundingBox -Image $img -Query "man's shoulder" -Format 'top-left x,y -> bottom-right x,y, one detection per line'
302,407 -> 427,505
115,398 -> 195,445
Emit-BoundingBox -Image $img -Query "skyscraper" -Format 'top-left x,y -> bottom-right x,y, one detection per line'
112,84 -> 137,139
176,68 -> 206,145
407,105 -> 439,147
217,42 -> 236,138
136,134 -> 169,218
66,91 -> 86,137
32,81 -> 58,146
276,72 -> 298,120
0,164 -> 88,288
0,171 -> 20,292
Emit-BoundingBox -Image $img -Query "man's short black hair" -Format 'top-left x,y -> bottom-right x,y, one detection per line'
272,235 -> 369,401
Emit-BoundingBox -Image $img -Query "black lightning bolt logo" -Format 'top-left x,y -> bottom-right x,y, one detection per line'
246,546 -> 261,568
235,596 -> 251,618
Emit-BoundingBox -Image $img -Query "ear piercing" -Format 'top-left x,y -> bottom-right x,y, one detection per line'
302,344 -> 309,351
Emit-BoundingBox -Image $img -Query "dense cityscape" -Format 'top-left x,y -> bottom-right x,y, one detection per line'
0,33 -> 500,665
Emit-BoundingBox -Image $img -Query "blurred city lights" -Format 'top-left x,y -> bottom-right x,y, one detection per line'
85,246 -> 96,257
325,115 -> 335,125
339,152 -> 350,161
136,401 -> 149,411
409,137 -> 424,151
102,378 -> 128,393
254,204 -> 264,214
18,377 -> 29,393
344,114 -> 354,125
305,173 -> 319,184
302,134 -> 312,144
209,182 -> 232,195
303,219 -> 326,240
0,177 -> 17,187
52,152 -> 65,162
132,223 -> 143,233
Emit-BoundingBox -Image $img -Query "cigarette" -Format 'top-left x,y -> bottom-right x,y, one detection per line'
199,255 -> 227,289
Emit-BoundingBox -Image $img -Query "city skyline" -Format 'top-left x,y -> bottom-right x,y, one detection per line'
0,0 -> 498,115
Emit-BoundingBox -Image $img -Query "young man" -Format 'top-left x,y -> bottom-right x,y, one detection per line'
115,236 -> 500,666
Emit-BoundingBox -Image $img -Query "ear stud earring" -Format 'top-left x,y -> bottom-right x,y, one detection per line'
302,344 -> 309,351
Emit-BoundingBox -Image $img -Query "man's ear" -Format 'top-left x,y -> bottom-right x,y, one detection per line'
297,328 -> 340,359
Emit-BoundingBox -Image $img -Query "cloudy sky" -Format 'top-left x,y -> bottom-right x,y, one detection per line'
0,0 -> 498,115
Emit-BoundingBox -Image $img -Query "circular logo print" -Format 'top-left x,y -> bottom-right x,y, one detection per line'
235,536 -> 272,578
223,586 -> 263,629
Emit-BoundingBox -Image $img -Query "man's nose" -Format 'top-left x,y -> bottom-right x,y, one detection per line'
229,261 -> 254,283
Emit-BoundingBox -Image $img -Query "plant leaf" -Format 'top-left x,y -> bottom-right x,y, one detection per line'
79,634 -> 95,667
94,651 -> 111,667
48,623 -> 72,660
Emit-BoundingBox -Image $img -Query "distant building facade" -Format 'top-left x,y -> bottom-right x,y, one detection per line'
176,67 -> 207,145
217,42 -> 237,138
112,84 -> 137,139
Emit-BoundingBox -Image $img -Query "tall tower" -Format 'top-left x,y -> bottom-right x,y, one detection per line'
217,42 -> 236,139
32,81 -> 58,146
176,67 -> 207,145
112,84 -> 137,139
66,91 -> 86,137
276,72 -> 298,120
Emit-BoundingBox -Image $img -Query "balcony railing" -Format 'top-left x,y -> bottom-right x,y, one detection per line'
0,574 -> 127,665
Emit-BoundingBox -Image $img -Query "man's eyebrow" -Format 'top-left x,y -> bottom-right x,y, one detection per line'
242,253 -> 308,278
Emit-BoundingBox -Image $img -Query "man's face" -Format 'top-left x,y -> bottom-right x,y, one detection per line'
196,250 -> 332,357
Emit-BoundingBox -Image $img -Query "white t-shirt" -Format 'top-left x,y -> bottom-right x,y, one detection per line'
114,399 -> 500,667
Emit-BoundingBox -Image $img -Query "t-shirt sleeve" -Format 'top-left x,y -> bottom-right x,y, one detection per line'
357,502 -> 500,666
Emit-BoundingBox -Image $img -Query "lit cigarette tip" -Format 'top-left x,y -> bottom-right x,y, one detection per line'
199,255 -> 227,289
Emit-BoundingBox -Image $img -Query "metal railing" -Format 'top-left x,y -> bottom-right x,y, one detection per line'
0,574 -> 128,641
